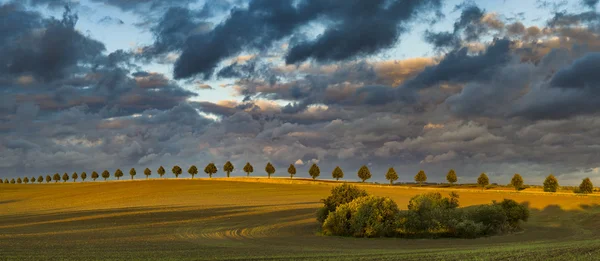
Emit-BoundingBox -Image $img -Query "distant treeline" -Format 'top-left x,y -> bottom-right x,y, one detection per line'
1,162 -> 596,194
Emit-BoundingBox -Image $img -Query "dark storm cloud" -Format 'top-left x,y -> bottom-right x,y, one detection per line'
550,52 -> 600,88
424,3 -> 489,50
89,0 -> 193,11
582,0 -> 599,9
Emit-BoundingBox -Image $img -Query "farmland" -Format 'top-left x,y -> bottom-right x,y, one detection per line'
1,178 -> 600,260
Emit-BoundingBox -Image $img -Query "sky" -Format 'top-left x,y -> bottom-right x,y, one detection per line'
1,0 -> 600,185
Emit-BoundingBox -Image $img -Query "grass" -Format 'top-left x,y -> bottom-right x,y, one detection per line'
1,177 -> 599,260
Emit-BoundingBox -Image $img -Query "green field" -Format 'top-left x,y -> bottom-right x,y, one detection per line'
1,178 -> 600,260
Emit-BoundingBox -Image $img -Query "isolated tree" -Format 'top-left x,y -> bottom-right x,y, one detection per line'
53,173 -> 60,183
30,176 -> 35,183
158,166 -> 166,178
385,167 -> 399,185
332,166 -> 344,181
203,163 -> 217,178
477,173 -> 489,190
188,165 -> 198,179
10,178 -> 15,184
101,170 -> 110,181
511,173 -> 524,191
579,178 -> 594,194
265,162 -> 276,178
72,172 -> 78,182
38,176 -> 43,183
414,170 -> 427,186
114,169 -> 124,180
357,165 -> 372,182
172,166 -> 182,178
287,164 -> 296,179
23,177 -> 29,184
62,173 -> 69,182
243,162 -> 253,176
309,163 -> 320,180
80,172 -> 87,182
129,168 -> 136,180
45,175 -> 51,183
17,178 -> 22,184
92,171 -> 99,181
144,168 -> 151,179
446,169 -> 457,185
543,174 -> 559,192
223,161 -> 234,178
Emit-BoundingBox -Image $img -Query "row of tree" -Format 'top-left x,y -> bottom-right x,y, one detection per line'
1,162 -> 595,194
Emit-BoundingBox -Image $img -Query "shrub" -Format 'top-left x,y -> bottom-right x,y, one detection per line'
463,204 -> 508,235
453,220 -> 485,239
322,196 -> 399,237
498,199 -> 529,229
317,184 -> 368,223
543,174 -> 559,192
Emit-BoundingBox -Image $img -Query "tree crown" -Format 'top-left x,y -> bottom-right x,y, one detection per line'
357,165 -> 372,182
477,173 -> 489,187
309,163 -> 320,178
415,170 -> 427,183
332,166 -> 344,179
223,161 -> 234,172
385,167 -> 398,182
265,162 -> 275,174
243,162 -> 254,173
288,164 -> 296,175
446,169 -> 457,183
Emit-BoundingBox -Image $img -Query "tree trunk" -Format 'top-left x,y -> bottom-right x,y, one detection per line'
227,172 -> 230,178
390,180 -> 393,185
336,178 -> 339,181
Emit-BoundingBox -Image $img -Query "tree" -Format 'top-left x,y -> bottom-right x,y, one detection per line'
144,168 -> 151,179
72,172 -> 78,182
204,163 -> 217,178
446,169 -> 457,185
23,177 -> 29,184
265,162 -> 276,178
188,165 -> 198,178
101,170 -> 110,181
172,165 -> 182,178
62,173 -> 69,182
477,173 -> 489,189
45,175 -> 51,183
92,171 -> 99,181
385,167 -> 398,185
309,163 -> 320,180
223,161 -> 234,178
287,164 -> 296,179
414,170 -> 427,186
53,173 -> 60,183
158,166 -> 166,178
332,166 -> 344,181
3,178 -> 8,184
129,168 -> 136,180
357,165 -> 372,182
579,178 -> 594,194
17,178 -> 22,184
511,173 -> 524,191
0,179 -> 2,184
543,174 -> 559,192
114,169 -> 123,180
37,176 -> 43,183
31,176 -> 35,183
243,162 -> 254,176
81,172 -> 87,182
10,178 -> 15,184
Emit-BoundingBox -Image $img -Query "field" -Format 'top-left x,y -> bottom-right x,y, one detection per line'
1,178 -> 600,260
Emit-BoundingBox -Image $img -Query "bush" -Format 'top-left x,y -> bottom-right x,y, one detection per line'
463,204 -> 508,235
317,184 -> 368,223
322,196 -> 399,237
453,220 -> 485,239
498,199 -> 529,229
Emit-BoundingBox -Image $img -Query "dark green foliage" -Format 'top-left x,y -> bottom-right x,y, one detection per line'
309,163 -> 320,180
287,164 -> 296,178
72,172 -> 78,182
10,178 -> 15,184
114,169 -> 123,180
511,174 -> 524,191
45,175 -> 51,183
129,168 -> 136,180
243,162 -> 253,176
579,178 -> 594,194
204,163 -> 216,178
23,177 -> 29,184
316,184 -> 368,223
543,174 -> 559,192
157,166 -> 166,178
62,173 -> 69,182
101,170 -> 110,181
414,170 -> 427,186
37,176 -> 43,183
223,161 -> 234,178
0,179 -> 3,184
16,178 -> 21,184
498,199 -> 529,228
385,167 -> 398,185
188,165 -> 198,178
53,173 -> 60,182
323,196 -> 399,237
357,165 -> 371,182
446,169 -> 457,185
332,166 -> 343,181
92,171 -> 99,181
477,173 -> 489,189
265,162 -> 275,178
172,166 -> 182,178
80,172 -> 87,182
144,168 -> 151,179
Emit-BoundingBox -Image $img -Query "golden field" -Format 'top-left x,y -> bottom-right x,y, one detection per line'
1,178 -> 599,260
